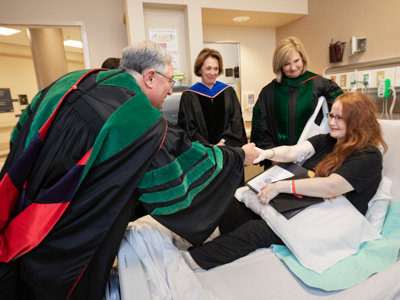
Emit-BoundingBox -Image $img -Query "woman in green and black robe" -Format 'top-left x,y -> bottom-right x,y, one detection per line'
251,36 -> 343,169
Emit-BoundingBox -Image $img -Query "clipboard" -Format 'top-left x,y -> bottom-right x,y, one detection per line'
246,163 -> 324,219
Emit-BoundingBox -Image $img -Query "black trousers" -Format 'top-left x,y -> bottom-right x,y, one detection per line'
189,199 -> 283,270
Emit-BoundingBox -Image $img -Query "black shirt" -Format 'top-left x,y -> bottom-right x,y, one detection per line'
305,134 -> 383,215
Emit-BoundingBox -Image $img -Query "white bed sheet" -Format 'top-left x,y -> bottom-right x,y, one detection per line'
195,248 -> 400,300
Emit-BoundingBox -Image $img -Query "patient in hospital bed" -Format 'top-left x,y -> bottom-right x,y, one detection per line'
183,92 -> 388,271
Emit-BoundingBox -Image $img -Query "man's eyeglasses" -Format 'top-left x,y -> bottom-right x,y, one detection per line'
326,113 -> 344,122
155,71 -> 175,88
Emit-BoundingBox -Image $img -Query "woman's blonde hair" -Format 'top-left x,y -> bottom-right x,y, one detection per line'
194,48 -> 224,77
273,36 -> 309,82
315,92 -> 388,177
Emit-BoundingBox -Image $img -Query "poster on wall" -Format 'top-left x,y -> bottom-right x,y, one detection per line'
170,52 -> 180,73
149,28 -> 178,52
0,88 -> 14,113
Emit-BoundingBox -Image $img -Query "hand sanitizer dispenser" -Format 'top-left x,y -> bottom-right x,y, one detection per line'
242,91 -> 255,112
241,91 -> 255,122
377,79 -> 391,98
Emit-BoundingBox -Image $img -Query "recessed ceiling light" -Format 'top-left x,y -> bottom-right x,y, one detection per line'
0,27 -> 21,36
64,40 -> 83,48
233,16 -> 250,23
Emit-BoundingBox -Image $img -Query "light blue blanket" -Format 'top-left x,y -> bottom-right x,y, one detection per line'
273,202 -> 400,291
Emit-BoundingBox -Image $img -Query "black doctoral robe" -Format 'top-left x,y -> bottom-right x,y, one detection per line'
0,70 -> 245,300
178,81 -> 247,147
251,71 -> 343,168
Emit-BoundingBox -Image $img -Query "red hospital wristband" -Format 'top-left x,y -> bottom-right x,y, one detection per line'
291,180 -> 303,198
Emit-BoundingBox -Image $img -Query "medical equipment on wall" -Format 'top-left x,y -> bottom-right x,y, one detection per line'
161,86 -> 188,124
329,40 -> 343,63
241,91 -> 255,122
350,37 -> 357,56
348,82 -> 358,93
378,79 -> 396,120
349,36 -> 367,56
348,70 -> 368,94
378,78 -> 391,98
242,91 -> 255,112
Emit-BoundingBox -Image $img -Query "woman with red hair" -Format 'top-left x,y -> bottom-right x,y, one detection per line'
183,92 -> 388,270
255,91 -> 388,210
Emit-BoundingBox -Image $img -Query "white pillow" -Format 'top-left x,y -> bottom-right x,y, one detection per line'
365,176 -> 393,233
235,187 -> 381,274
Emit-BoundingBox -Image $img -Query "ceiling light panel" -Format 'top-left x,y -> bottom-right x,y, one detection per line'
0,27 -> 21,36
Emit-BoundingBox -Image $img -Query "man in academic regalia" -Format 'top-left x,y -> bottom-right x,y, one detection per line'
0,40 -> 258,299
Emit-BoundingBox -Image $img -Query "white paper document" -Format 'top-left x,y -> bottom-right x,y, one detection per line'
246,165 -> 294,193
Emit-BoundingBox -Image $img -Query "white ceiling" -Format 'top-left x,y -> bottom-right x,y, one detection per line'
202,8 -> 305,28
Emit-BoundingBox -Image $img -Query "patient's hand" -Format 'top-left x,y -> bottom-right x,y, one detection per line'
257,182 -> 282,205
242,143 -> 259,166
253,147 -> 274,164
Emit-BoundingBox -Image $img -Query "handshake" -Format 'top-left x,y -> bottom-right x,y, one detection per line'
241,143 -> 264,165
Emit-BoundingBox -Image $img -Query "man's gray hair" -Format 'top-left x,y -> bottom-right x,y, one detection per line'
120,40 -> 172,74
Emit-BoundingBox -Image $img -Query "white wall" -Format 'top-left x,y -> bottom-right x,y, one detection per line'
124,0 -> 205,86
203,25 -> 276,105
124,0 -> 307,96
143,6 -> 190,86
276,0 -> 400,75
276,0 -> 400,118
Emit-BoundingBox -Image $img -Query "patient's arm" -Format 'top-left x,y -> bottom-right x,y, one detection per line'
257,174 -> 354,204
253,140 -> 315,165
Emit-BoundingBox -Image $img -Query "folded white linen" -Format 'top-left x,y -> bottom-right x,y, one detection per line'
125,216 -> 218,300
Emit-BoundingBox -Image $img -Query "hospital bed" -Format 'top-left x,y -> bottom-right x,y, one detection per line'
108,119 -> 400,300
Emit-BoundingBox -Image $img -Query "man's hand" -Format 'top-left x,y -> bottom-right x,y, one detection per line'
241,143 -> 259,166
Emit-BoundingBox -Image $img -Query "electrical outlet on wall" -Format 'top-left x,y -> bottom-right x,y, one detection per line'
395,67 -> 400,87
340,75 -> 346,88
377,71 -> 385,85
